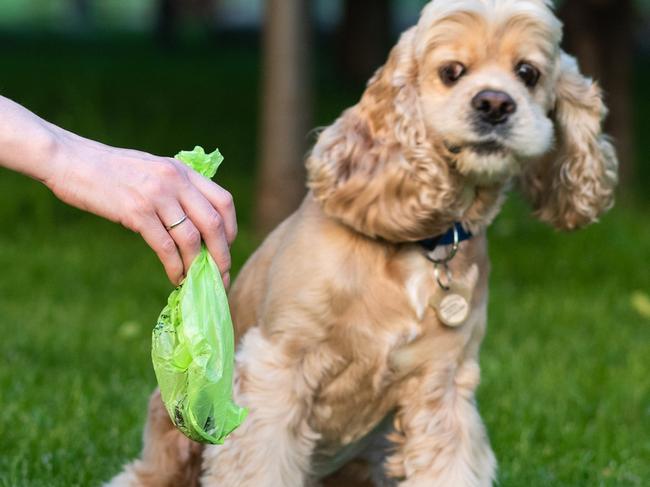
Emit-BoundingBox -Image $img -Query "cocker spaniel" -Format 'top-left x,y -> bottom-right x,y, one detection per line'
109,0 -> 617,485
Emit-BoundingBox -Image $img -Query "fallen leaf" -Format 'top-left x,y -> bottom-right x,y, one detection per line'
117,320 -> 141,339
631,291 -> 650,319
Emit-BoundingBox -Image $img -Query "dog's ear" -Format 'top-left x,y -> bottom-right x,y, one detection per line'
520,52 -> 618,230
307,28 -> 458,242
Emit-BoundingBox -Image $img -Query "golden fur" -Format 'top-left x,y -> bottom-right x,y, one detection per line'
108,1 -> 617,485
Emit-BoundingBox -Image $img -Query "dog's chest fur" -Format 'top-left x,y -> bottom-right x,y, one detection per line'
229,200 -> 490,476
305,236 -> 490,464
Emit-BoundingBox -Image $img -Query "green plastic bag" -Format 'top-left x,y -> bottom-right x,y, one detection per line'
152,146 -> 248,444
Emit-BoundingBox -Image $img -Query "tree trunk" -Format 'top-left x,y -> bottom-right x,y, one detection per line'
156,0 -> 180,46
337,0 -> 392,85
559,0 -> 635,185
255,0 -> 312,236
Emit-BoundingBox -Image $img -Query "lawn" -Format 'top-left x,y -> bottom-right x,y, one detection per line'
0,35 -> 648,486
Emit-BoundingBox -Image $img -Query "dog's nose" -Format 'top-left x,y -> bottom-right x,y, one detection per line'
471,90 -> 517,125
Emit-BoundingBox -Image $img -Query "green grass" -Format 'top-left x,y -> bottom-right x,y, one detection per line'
0,35 -> 648,486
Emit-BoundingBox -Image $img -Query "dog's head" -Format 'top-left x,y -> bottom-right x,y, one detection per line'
308,0 -> 618,241
416,0 -> 562,181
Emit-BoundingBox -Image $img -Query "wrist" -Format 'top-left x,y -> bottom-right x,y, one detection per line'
43,130 -> 93,204
40,125 -> 66,188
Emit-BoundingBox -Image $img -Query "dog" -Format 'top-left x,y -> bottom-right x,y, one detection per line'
109,0 -> 617,485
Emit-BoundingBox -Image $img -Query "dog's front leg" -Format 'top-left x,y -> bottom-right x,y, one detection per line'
385,360 -> 496,487
200,327 -> 319,487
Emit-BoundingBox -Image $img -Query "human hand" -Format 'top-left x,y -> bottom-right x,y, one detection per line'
47,131 -> 236,286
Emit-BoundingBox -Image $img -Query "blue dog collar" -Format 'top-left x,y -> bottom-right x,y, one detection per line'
418,222 -> 473,252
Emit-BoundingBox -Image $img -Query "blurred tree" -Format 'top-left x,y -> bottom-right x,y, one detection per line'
71,0 -> 92,24
559,0 -> 635,184
337,0 -> 393,85
156,0 -> 217,45
255,0 -> 312,235
156,0 -> 180,45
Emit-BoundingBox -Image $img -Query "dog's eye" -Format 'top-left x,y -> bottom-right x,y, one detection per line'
515,62 -> 540,88
439,62 -> 466,86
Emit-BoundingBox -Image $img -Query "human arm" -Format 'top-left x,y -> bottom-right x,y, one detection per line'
0,95 -> 236,286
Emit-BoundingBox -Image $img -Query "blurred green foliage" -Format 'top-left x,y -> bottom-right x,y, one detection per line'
1,0 -> 649,32
0,32 -> 648,487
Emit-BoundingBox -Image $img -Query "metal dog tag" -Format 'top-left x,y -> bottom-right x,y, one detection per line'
435,293 -> 470,327
430,264 -> 479,328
